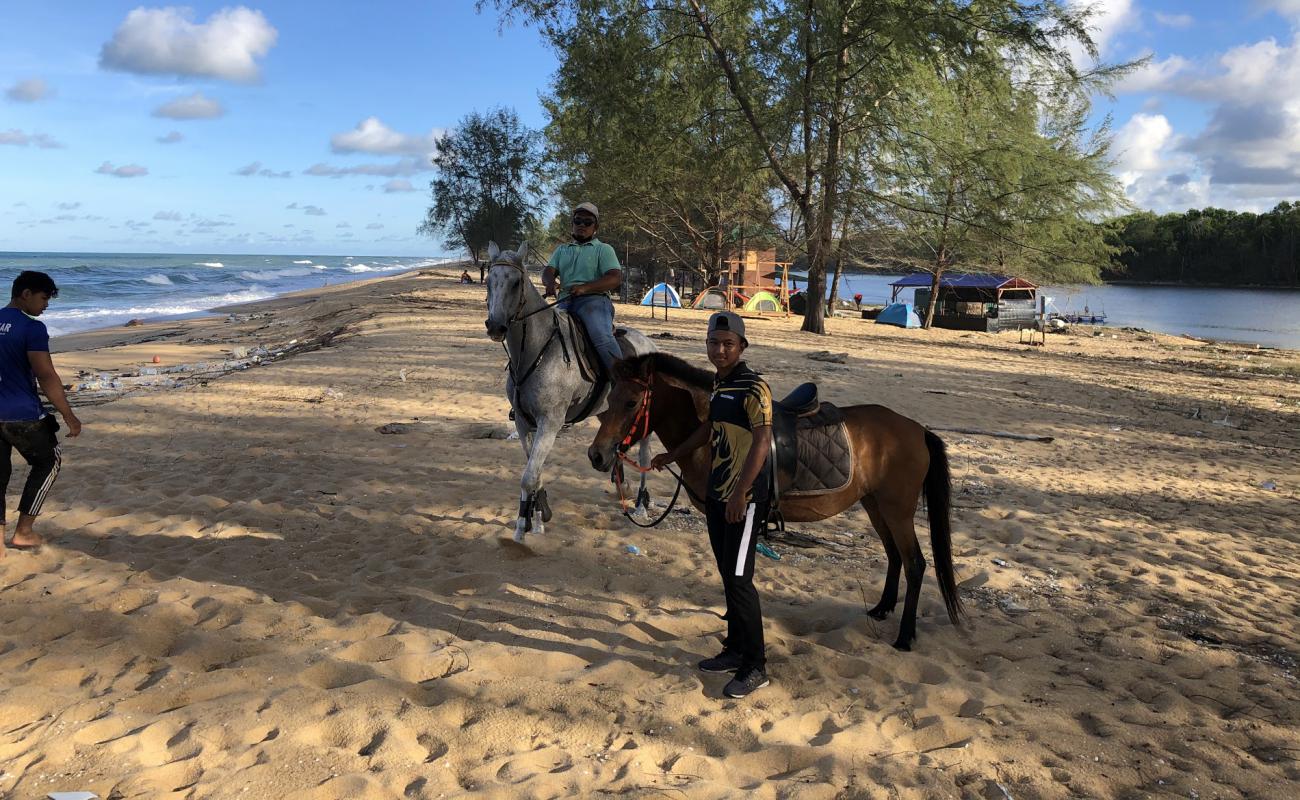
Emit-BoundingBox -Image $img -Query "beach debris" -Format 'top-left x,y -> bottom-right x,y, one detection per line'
1259,480 -> 1278,491
507,430 -> 520,441
230,346 -> 251,358
151,355 -> 161,363
124,318 -> 143,327
992,558 -> 1009,567
376,422 -> 431,435
807,350 -> 848,364
399,368 -> 407,382
48,793 -> 98,800
653,331 -> 675,339
625,544 -> 641,555
756,542 -> 781,561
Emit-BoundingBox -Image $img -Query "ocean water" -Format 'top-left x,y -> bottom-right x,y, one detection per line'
836,273 -> 1300,350
0,251 -> 458,337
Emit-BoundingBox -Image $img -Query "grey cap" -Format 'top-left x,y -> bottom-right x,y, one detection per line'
573,201 -> 599,221
707,311 -> 747,345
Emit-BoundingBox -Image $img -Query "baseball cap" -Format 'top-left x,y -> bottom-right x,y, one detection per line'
707,311 -> 747,345
573,202 -> 599,221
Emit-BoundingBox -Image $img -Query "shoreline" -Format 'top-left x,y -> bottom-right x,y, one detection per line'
3,264 -> 1297,798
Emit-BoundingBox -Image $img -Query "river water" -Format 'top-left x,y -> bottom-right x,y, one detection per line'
837,273 -> 1300,350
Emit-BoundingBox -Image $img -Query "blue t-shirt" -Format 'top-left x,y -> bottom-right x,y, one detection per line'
0,307 -> 50,421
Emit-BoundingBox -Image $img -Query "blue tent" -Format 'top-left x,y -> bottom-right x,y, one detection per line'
876,302 -> 921,328
640,282 -> 682,307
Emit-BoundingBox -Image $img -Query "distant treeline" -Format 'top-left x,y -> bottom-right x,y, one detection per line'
1104,204 -> 1300,287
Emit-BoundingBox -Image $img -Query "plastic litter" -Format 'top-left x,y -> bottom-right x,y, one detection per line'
625,544 -> 641,555
756,542 -> 780,561
48,793 -> 98,800
1259,480 -> 1277,491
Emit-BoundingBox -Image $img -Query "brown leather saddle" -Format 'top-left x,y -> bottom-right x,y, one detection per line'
768,383 -> 850,519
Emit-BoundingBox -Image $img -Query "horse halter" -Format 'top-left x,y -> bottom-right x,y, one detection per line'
490,258 -> 553,323
616,372 -> 654,455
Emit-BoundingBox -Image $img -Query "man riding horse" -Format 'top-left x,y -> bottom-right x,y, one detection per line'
542,202 -> 623,375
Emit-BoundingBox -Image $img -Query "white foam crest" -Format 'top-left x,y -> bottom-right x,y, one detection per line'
292,259 -> 313,264
194,261 -> 224,268
43,288 -> 274,335
344,263 -> 373,273
238,267 -> 314,280
144,273 -> 173,286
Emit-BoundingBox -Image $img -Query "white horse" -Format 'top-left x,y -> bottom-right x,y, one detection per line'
483,241 -> 656,541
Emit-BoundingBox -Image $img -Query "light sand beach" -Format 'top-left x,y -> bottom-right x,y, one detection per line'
1,265 -> 1297,799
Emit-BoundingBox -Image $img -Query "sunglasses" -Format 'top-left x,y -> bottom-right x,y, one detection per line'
571,216 -> 597,226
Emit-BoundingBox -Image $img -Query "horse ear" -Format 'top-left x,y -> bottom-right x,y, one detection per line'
517,241 -> 529,263
487,241 -> 500,262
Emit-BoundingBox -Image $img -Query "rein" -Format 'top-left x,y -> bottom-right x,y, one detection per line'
607,371 -> 702,527
491,259 -> 569,419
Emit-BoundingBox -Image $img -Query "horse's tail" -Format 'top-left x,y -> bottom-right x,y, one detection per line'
924,430 -> 963,625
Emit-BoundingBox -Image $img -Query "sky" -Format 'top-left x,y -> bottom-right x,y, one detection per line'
2,1 -> 1299,256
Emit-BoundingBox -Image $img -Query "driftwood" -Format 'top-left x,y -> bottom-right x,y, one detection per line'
929,426 -> 1055,443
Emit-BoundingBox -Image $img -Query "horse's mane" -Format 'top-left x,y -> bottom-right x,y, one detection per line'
616,352 -> 712,390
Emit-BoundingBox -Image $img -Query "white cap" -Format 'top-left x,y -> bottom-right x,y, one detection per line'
573,202 -> 599,221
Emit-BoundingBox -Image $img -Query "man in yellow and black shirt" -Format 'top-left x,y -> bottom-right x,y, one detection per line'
652,311 -> 772,698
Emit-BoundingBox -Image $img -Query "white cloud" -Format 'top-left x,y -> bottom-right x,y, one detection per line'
1068,0 -> 1139,65
56,202 -> 81,211
303,157 -> 431,178
154,210 -> 183,221
5,78 -> 51,102
303,205 -> 326,216
1111,113 -> 1208,211
330,117 -> 441,156
235,161 -> 291,178
95,161 -> 149,178
99,6 -> 277,83
1115,54 -> 1189,94
382,179 -> 416,193
157,130 -> 184,144
366,222 -> 384,230
1154,12 -> 1190,28
1256,1 -> 1300,18
1153,12 -> 1193,28
336,222 -> 351,228
0,129 -> 64,148
235,160 -> 262,176
153,91 -> 224,120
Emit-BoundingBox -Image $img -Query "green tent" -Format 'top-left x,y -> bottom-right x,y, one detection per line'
742,290 -> 783,312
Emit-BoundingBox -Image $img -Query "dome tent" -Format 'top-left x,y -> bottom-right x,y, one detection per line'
742,290 -> 783,313
640,282 -> 682,308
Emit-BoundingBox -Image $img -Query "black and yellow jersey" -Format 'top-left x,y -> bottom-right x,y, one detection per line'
708,362 -> 773,502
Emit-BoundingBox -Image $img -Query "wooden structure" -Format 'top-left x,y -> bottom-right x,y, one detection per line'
889,273 -> 1038,333
718,248 -> 792,317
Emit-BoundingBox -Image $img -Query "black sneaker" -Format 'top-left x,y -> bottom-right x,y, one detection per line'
723,667 -> 770,698
697,650 -> 744,673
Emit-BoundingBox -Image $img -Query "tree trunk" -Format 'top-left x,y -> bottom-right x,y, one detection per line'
827,255 -> 843,318
923,259 -> 945,329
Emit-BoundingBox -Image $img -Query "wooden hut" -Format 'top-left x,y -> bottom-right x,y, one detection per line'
889,274 -> 1038,332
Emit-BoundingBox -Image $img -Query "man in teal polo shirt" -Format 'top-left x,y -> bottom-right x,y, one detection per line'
542,202 -> 623,374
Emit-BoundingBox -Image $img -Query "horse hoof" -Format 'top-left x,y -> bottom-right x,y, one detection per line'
536,490 -> 553,523
866,606 -> 891,620
891,638 -> 912,652
513,529 -> 526,543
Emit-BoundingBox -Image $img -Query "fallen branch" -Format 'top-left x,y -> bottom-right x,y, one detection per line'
929,426 -> 1055,443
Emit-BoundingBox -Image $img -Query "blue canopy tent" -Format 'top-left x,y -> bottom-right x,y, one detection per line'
888,273 -> 1037,332
876,302 -> 921,328
640,282 -> 682,308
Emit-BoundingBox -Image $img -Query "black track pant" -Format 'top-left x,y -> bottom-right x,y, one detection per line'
705,497 -> 769,671
0,417 -> 62,519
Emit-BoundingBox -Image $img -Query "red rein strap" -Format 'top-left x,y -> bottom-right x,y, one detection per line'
613,376 -> 654,510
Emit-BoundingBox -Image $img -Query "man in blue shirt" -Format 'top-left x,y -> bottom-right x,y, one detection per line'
0,271 -> 81,556
542,202 -> 624,374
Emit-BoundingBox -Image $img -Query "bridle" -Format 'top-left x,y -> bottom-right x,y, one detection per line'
489,259 -> 569,421
607,367 -> 699,527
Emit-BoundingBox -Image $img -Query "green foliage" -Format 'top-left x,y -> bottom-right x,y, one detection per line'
419,107 -> 543,261
484,0 -> 1130,331
1105,205 -> 1300,287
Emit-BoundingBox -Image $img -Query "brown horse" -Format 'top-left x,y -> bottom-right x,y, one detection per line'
587,352 -> 963,650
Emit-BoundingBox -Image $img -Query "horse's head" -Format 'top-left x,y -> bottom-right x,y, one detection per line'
483,240 -> 531,341
588,355 -> 654,472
